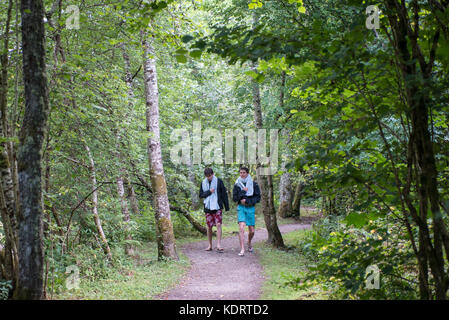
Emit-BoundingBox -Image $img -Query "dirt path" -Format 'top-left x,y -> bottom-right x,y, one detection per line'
157,222 -> 312,300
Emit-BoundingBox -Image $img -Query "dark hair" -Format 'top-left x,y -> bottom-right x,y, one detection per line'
239,166 -> 249,173
204,167 -> 214,176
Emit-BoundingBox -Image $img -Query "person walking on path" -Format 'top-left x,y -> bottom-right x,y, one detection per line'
199,167 -> 229,252
232,167 -> 261,256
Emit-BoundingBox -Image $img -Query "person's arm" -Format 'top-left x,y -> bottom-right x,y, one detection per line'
245,183 -> 261,206
220,180 -> 230,211
199,183 -> 211,199
253,182 -> 261,204
232,184 -> 242,203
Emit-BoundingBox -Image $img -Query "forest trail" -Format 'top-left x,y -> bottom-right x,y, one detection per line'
158,222 -> 312,300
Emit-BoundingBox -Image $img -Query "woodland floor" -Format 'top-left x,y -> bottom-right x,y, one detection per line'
157,221 -> 314,300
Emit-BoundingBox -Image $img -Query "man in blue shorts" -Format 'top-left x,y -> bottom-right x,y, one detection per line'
232,166 -> 261,256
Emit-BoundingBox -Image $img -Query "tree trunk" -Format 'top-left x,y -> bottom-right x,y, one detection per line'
13,0 -> 49,300
142,32 -> 178,260
277,72 -> 293,218
117,173 -> 134,255
0,0 -> 19,291
278,130 -> 293,218
251,63 -> 284,248
383,0 -> 449,299
114,128 -> 133,256
124,175 -> 140,215
0,165 -> 19,288
120,43 -> 141,216
114,43 -> 138,255
82,137 -> 112,260
291,182 -> 303,219
187,158 -> 199,210
278,169 -> 293,218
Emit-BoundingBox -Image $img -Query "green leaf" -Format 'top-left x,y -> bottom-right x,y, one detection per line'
245,70 -> 258,79
343,89 -> 356,98
181,35 -> 194,43
308,126 -> 319,136
175,48 -> 188,55
189,50 -> 202,59
175,54 -> 187,63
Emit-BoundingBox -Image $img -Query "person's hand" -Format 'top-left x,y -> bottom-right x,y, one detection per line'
240,199 -> 246,204
243,187 -> 248,192
210,188 -> 215,193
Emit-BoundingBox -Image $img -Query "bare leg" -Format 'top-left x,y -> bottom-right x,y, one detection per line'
216,223 -> 222,249
238,222 -> 246,255
248,226 -> 255,250
205,226 -> 213,250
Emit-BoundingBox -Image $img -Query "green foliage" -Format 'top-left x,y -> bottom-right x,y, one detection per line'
292,216 -> 418,299
1,0 -> 448,300
0,280 -> 12,300
52,242 -> 190,300
256,228 -> 326,300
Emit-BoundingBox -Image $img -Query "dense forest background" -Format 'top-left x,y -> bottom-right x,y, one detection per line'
0,0 -> 448,300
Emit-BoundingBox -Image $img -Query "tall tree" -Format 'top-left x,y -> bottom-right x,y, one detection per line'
251,63 -> 284,248
142,32 -> 178,260
81,133 -> 113,261
0,0 -> 19,293
115,43 -> 136,256
13,0 -> 49,299
382,0 -> 449,299
278,71 -> 293,218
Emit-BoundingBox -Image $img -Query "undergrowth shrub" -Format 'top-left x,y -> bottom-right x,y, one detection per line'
290,214 -> 418,299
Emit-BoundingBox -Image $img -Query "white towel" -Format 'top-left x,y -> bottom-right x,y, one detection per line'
235,174 -> 254,196
202,175 -> 220,210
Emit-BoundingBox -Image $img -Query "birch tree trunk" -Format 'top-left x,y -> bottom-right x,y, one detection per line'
251,64 -> 284,248
142,33 -> 178,260
82,136 -> 112,260
121,42 -> 140,216
13,0 -> 49,300
114,137 -> 133,256
114,43 -> 140,254
187,157 -> 199,210
117,171 -> 133,255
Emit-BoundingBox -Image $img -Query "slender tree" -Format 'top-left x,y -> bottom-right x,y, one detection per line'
142,32 -> 178,260
251,63 -> 284,248
0,0 -> 19,292
81,134 -> 112,261
277,72 -> 293,218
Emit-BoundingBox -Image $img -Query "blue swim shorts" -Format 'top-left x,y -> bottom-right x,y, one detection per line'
237,204 -> 255,226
